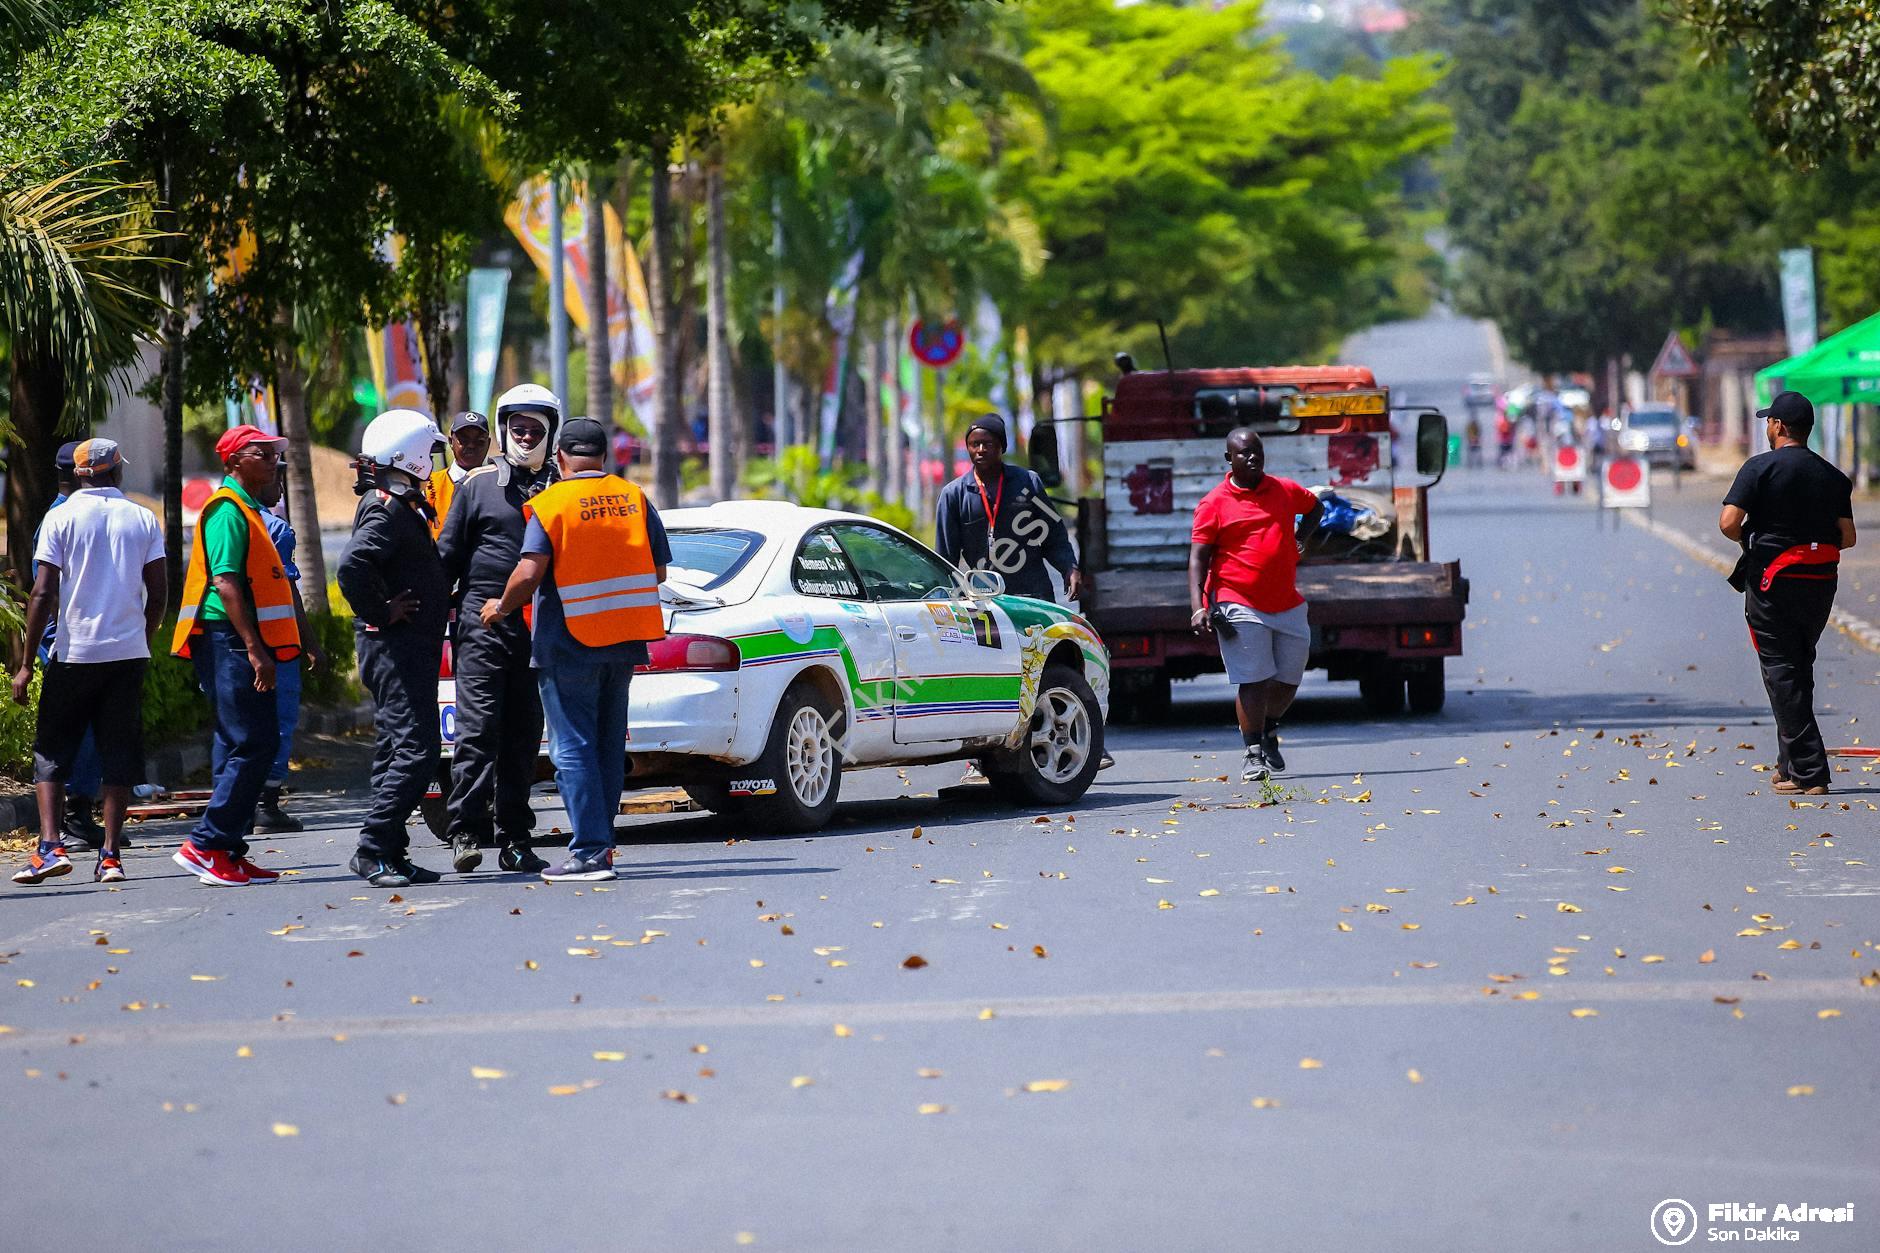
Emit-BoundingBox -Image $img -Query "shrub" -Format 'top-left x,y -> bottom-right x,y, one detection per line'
301,609 -> 360,705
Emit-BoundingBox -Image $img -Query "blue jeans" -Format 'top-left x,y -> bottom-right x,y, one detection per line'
267,656 -> 302,787
536,661 -> 631,860
189,626 -> 280,854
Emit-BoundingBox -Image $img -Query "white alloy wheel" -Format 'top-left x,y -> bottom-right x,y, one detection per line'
1029,685 -> 1092,784
784,704 -> 836,807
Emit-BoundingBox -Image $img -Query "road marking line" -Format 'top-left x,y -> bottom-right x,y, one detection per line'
2,978 -> 1865,1051
1625,512 -> 1880,655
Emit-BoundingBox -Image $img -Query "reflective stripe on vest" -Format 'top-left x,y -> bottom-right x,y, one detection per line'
171,488 -> 303,661
524,475 -> 666,648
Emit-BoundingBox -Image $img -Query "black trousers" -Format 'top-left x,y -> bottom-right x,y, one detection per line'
446,619 -> 542,846
357,627 -> 443,858
1746,578 -> 1837,790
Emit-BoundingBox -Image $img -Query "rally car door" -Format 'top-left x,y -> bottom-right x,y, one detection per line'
788,526 -> 895,757
827,523 -> 1022,746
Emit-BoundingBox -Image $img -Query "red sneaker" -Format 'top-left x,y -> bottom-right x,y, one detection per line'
172,843 -> 248,887
236,858 -> 280,883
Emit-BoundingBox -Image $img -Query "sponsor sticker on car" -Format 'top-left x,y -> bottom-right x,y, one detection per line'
727,777 -> 778,797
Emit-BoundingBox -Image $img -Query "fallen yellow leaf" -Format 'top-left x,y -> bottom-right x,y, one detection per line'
1298,1058 -> 1323,1070
592,1051 -> 627,1062
1570,1008 -> 1599,1019
470,1067 -> 507,1080
1786,1085 -> 1815,1097
1022,1079 -> 1070,1093
791,1076 -> 814,1089
271,1122 -> 299,1138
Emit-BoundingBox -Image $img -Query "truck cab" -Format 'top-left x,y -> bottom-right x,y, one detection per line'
1043,364 -> 1468,720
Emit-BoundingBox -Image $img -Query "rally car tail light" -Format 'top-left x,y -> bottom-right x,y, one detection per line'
644,633 -> 741,673
439,638 -> 454,679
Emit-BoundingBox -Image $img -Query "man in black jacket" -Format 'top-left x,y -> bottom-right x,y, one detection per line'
1720,391 -> 1858,796
338,411 -> 452,888
434,383 -> 561,874
934,414 -> 1080,602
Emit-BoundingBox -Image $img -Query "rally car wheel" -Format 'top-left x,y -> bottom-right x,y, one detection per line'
742,683 -> 844,834
982,664 -> 1104,807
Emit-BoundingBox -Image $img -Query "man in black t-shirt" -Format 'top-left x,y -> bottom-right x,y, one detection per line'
1719,392 -> 1858,795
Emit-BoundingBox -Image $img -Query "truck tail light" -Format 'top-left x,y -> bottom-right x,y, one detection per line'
644,633 -> 741,673
1398,625 -> 1453,649
1110,635 -> 1155,659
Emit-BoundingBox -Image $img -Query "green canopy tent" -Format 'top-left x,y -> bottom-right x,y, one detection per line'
1754,310 -> 1880,475
1754,309 -> 1880,407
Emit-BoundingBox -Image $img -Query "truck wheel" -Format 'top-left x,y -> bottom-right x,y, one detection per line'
742,683 -> 844,834
1359,671 -> 1405,716
982,665 -> 1105,806
1109,671 -> 1171,724
1406,664 -> 1446,715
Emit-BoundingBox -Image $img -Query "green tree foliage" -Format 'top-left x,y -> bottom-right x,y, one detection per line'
1680,1 -> 1880,170
1428,2 -> 1814,374
1008,0 -> 1449,373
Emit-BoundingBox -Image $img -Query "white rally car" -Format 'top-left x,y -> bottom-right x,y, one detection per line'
433,501 -> 1110,834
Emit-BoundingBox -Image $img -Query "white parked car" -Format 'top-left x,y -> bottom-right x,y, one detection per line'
432,501 -> 1111,834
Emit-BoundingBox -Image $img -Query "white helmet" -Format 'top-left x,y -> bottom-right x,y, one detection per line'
361,409 -> 443,481
493,383 -> 563,472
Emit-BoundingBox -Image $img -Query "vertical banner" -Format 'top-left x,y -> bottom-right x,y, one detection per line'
817,247 -> 866,461
367,236 -> 430,414
464,267 -> 510,416
1779,248 -> 1818,360
505,176 -> 658,417
210,231 -> 279,434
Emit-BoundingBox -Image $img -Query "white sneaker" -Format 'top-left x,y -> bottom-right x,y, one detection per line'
1240,745 -> 1270,784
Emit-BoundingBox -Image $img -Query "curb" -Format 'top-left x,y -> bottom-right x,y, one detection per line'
3,701 -> 374,835
1624,512 -> 1880,655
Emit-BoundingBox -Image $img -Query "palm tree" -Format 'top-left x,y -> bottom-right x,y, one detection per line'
0,164 -> 171,578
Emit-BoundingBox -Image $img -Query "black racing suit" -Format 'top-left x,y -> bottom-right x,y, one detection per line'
436,458 -> 557,847
337,491 -> 450,859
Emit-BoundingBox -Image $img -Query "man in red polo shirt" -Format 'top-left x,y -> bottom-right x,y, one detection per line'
1190,427 -> 1322,783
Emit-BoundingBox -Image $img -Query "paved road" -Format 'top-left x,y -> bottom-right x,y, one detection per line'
3,466 -> 1875,1251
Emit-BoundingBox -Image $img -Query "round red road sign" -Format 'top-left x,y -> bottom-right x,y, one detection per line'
1557,446 -> 1579,469
181,477 -> 216,513
1606,458 -> 1643,491
909,318 -> 965,368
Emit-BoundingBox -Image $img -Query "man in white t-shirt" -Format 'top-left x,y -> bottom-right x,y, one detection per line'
11,439 -> 167,885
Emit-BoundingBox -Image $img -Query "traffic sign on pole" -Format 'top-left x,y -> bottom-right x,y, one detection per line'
909,319 -> 965,369
1601,456 -> 1651,509
1650,330 -> 1699,378
1553,444 -> 1586,486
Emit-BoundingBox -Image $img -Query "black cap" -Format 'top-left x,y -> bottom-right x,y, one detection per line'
55,440 -> 80,472
1756,390 -> 1814,432
556,416 -> 608,457
450,411 -> 489,434
966,413 -> 1008,449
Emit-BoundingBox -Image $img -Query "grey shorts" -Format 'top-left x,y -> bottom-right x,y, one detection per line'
1216,602 -> 1309,686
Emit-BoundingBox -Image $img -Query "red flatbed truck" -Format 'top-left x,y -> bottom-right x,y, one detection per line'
1039,364 -> 1468,721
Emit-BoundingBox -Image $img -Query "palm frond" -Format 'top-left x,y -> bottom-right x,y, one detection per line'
0,163 -> 175,426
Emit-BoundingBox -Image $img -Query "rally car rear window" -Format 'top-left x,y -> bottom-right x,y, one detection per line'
667,528 -> 764,590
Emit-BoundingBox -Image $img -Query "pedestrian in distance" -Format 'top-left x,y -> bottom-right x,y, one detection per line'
424,410 -> 492,540
170,424 -> 300,887
1720,391 -> 1858,796
11,440 -> 166,886
1189,426 -> 1323,785
935,414 -> 1081,603
338,410 -> 452,888
435,385 -> 563,875
480,417 -> 671,882
254,489 -> 320,834
35,441 -> 109,854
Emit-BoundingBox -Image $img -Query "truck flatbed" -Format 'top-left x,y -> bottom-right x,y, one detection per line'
1091,561 -> 1467,635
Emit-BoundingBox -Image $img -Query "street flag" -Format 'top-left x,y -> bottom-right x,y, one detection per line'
366,235 -> 430,414
817,246 -> 866,461
505,177 -> 657,417
464,267 -> 509,416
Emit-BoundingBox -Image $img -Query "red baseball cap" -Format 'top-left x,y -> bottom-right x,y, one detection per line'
215,424 -> 286,464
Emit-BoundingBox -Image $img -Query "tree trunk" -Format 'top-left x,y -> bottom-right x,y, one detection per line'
646,145 -> 683,508
584,163 -> 613,427
6,350 -> 66,586
884,314 -> 904,507
273,335 -> 329,614
862,330 -> 884,498
416,251 -> 454,421
706,163 -> 734,502
161,261 -> 187,613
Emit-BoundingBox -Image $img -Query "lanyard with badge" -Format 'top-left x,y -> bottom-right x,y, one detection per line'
974,470 -> 1004,538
